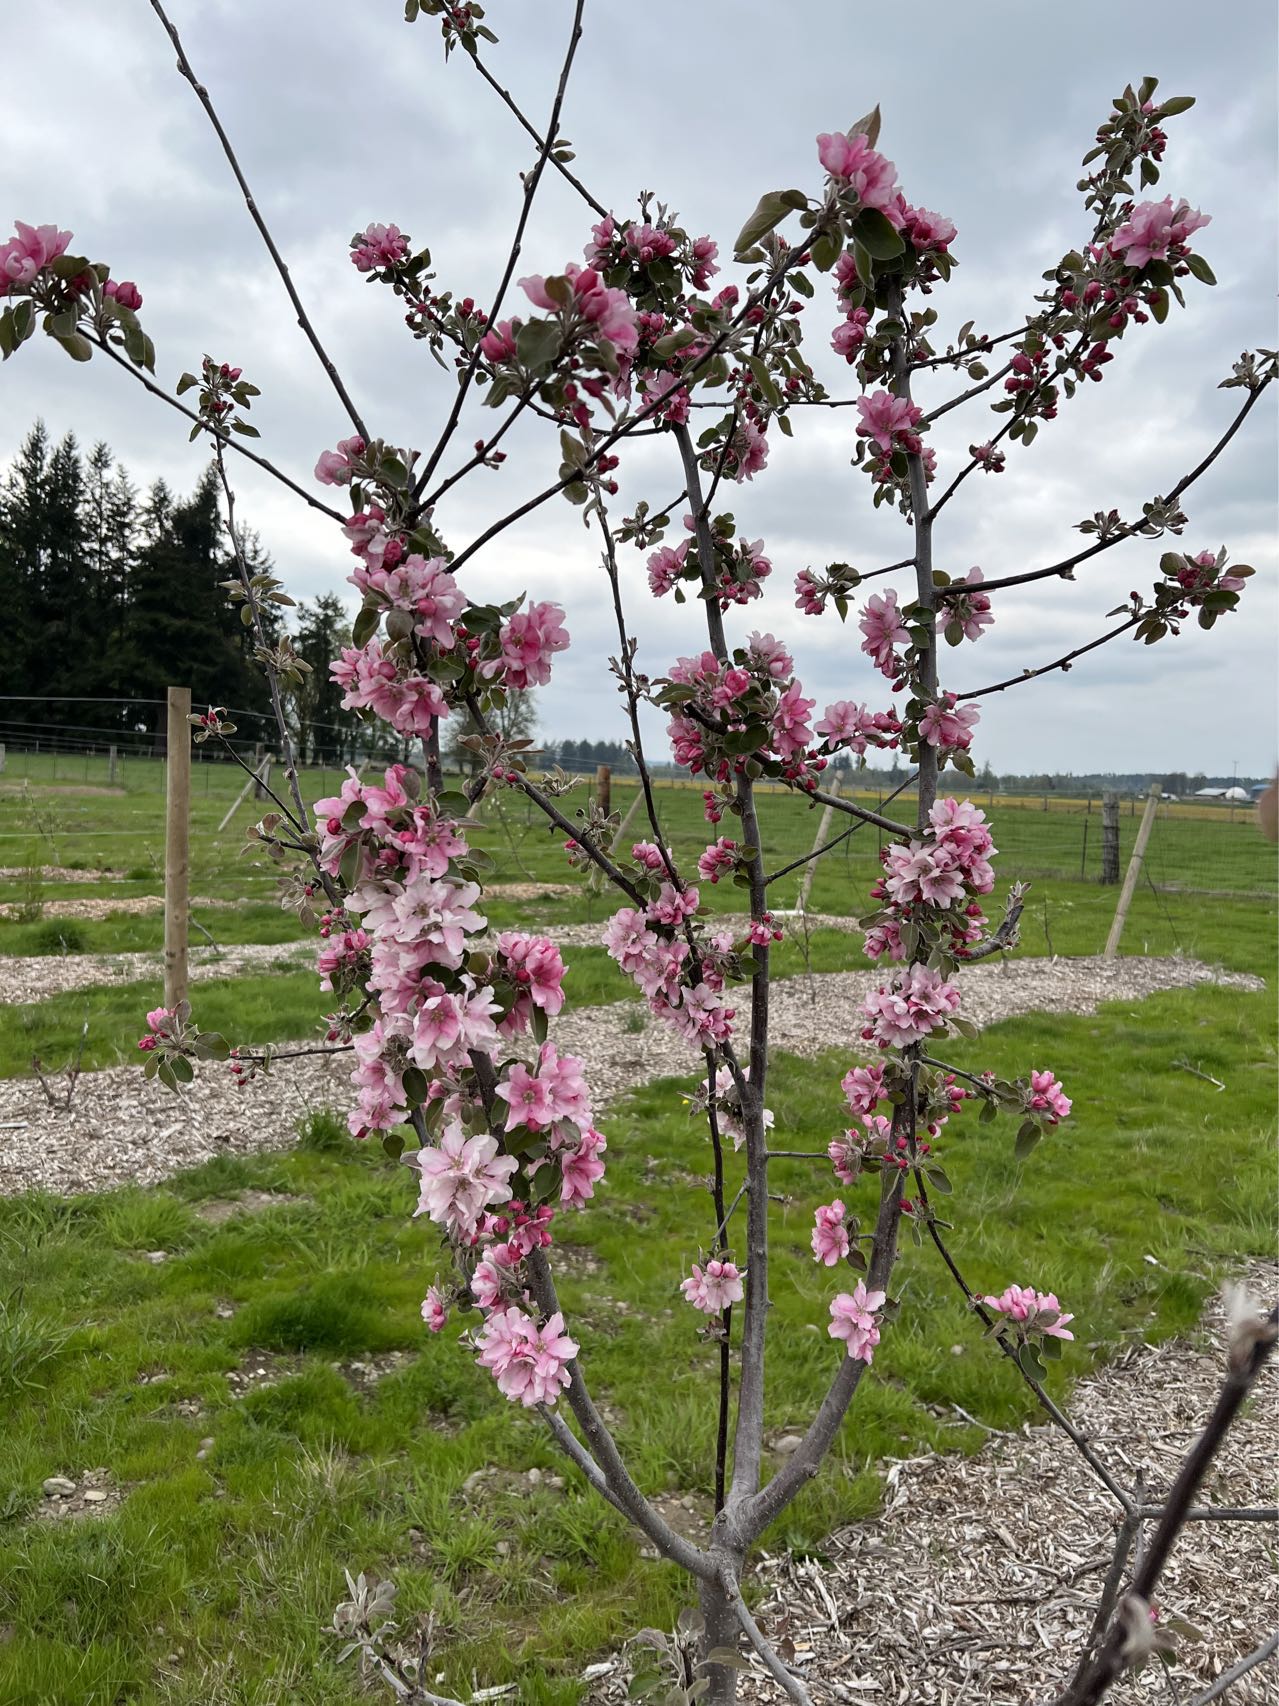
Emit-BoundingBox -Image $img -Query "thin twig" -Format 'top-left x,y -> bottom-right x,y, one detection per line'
1186,1630 -> 1279,1705
146,0 -> 368,438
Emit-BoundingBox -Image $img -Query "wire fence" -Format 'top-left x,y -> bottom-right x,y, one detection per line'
0,742 -> 1273,906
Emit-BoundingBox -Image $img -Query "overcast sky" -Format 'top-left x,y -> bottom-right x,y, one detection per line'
4,0 -> 1275,777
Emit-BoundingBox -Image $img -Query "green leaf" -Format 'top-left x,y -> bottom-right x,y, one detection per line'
192,1032 -> 231,1062
515,318 -> 561,371
1148,287 -> 1169,325
924,1164 -> 953,1195
1158,94 -> 1195,115
745,355 -> 781,409
176,371 -> 199,395
351,604 -> 380,648
402,1066 -> 430,1106
230,418 -> 260,437
1184,252 -> 1216,286
531,1006 -> 549,1046
382,1130 -> 405,1161
1014,1121 -> 1042,1160
733,189 -> 808,257
810,231 -> 842,273
170,1054 -> 195,1084
850,208 -> 906,260
50,328 -> 93,362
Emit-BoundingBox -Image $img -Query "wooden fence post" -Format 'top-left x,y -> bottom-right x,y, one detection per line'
1100,793 -> 1120,885
164,687 -> 192,1011
796,776 -> 841,914
252,743 -> 267,800
216,753 -> 271,834
1104,783 -> 1161,958
595,763 -> 611,819
107,744 -> 118,786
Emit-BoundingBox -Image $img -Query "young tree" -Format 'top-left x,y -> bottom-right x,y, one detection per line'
3,22 -> 1273,1705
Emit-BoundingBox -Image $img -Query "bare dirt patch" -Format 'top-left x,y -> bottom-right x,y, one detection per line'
193,1190 -> 308,1225
35,1467 -> 125,1523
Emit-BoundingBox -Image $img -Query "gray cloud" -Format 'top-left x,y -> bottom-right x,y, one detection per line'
3,0 -> 1274,775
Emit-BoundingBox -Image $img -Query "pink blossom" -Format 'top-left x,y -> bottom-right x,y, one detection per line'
1027,1069 -> 1072,1124
745,632 -> 794,681
497,1061 -> 555,1133
828,1281 -> 886,1363
560,1126 -> 607,1207
856,391 -> 923,456
919,694 -> 980,753
495,601 -> 569,690
647,540 -> 689,598
862,963 -> 961,1048
690,234 -> 719,290
646,881 -> 700,927
831,308 -> 872,362
1111,197 -> 1210,268
350,222 -> 409,272
497,932 -> 566,1017
536,1041 -> 593,1127
681,1258 -> 746,1314
859,590 -> 909,678
816,133 -> 900,211
471,1245 -> 517,1311
971,441 -> 1006,474
104,279 -> 143,310
884,840 -> 966,908
983,1285 -> 1075,1341
519,263 -> 638,355
1,222 -> 72,289
771,679 -> 816,760
314,435 -> 367,486
902,205 -> 957,253
816,699 -> 874,751
947,567 -> 993,642
479,320 -> 517,363
415,1125 -> 517,1238
476,1306 -> 578,1406
631,841 -> 666,873
811,1200 -> 850,1266
421,1287 -> 449,1333
727,416 -> 769,481
841,1063 -> 885,1117
697,838 -> 738,884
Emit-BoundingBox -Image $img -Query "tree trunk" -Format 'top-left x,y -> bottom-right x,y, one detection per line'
698,1570 -> 742,1705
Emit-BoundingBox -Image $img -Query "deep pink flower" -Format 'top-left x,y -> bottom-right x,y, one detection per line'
983,1284 -> 1075,1341
494,601 -> 569,690
350,222 -> 409,272
772,680 -> 816,760
1027,1069 -> 1072,1124
104,279 -> 143,310
862,963 -> 961,1048
841,1063 -> 885,1117
421,1287 -> 449,1333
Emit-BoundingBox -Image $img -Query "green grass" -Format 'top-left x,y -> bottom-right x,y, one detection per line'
0,965 -> 1273,1702
0,749 -> 1274,1698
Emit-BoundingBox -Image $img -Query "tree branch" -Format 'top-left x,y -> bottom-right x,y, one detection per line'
147,0 -> 369,439
957,616 -> 1142,701
411,0 -> 590,501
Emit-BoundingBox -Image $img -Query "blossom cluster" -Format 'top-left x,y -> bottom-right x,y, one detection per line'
646,513 -> 773,611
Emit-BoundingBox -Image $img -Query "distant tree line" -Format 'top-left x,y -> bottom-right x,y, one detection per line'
0,421 -> 361,762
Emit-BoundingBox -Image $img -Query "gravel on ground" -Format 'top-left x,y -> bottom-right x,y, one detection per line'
0,955 -> 1261,1197
714,1262 -> 1277,1705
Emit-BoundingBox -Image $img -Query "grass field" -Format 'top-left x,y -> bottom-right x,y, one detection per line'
0,749 -> 1274,1702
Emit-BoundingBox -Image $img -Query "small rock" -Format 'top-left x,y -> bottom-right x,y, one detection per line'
774,1434 -> 805,1455
462,1470 -> 489,1496
951,1344 -> 965,1356
215,1304 -> 235,1319
82,1489 -> 109,1504
546,1474 -> 566,1490
526,1467 -> 542,1485
42,1476 -> 76,1498
495,1541 -> 510,1557
144,1250 -> 168,1264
